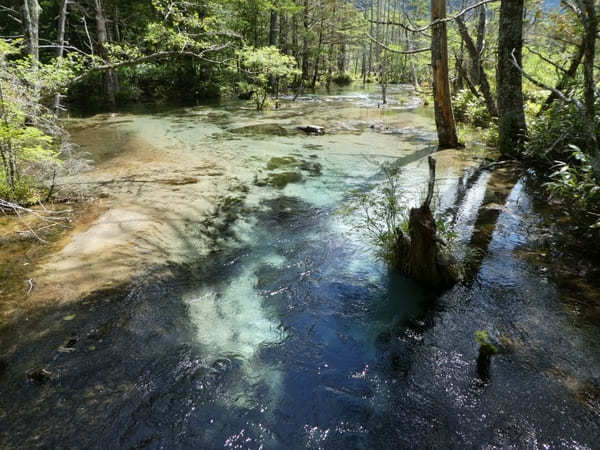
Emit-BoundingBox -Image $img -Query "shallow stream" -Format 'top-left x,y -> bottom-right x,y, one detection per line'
1,85 -> 599,448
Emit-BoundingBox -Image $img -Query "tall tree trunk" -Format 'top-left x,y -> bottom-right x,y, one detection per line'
279,12 -> 288,53
269,7 -> 278,46
54,0 -> 69,113
94,0 -> 117,106
311,18 -> 324,89
301,0 -> 310,81
338,42 -> 347,73
368,1 -> 374,76
431,0 -> 459,148
472,4 -> 487,85
581,0 -> 598,156
455,16 -> 497,117
22,0 -> 41,64
497,0 -> 527,157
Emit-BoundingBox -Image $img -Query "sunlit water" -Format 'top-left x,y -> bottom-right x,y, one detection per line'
1,85 -> 599,449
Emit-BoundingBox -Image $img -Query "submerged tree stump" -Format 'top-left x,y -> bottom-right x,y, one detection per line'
395,156 -> 457,289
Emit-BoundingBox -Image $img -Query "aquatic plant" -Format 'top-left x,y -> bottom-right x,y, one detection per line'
341,157 -> 458,289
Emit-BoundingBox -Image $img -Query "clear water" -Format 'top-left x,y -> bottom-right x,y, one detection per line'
1,85 -> 599,449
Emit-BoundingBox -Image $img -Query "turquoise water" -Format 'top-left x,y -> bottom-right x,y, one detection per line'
1,85 -> 599,449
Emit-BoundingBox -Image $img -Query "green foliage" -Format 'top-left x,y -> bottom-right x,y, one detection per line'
332,72 -> 353,86
237,46 -> 299,110
525,99 -> 596,162
544,145 -> 600,229
339,160 -> 409,267
452,89 -> 492,128
0,39 -> 63,204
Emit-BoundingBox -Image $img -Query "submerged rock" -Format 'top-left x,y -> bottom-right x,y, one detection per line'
26,368 -> 52,385
265,172 -> 303,189
267,156 -> 297,170
297,125 -> 324,135
299,161 -> 322,176
230,124 -> 288,136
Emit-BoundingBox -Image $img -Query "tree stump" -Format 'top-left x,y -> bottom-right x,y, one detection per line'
395,156 -> 457,289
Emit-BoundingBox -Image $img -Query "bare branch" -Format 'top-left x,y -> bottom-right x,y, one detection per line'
524,45 -> 568,74
509,48 -> 584,113
366,33 -> 430,54
370,0 -> 499,33
71,43 -> 234,84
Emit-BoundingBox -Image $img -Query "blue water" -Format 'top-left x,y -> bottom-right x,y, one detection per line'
1,86 -> 599,449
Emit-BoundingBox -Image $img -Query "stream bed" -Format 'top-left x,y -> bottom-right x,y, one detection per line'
1,85 -> 599,448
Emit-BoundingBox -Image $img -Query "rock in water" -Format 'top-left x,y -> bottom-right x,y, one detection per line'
26,368 -> 52,384
297,125 -> 325,135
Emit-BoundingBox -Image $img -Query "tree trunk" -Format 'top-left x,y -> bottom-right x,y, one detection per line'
581,0 -> 598,156
311,18 -> 324,89
94,0 -> 117,106
497,0 -> 527,157
431,0 -> 459,148
301,0 -> 310,81
54,0 -> 69,113
279,12 -> 288,54
269,8 -> 278,46
338,42 -> 347,73
22,0 -> 41,64
473,4 -> 487,85
455,16 -> 497,117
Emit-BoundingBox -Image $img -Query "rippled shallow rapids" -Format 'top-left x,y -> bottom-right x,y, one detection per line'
1,85 -> 600,448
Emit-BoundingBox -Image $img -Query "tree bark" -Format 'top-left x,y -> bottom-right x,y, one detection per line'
497,0 -> 527,157
473,4 -> 487,85
54,0 -> 69,113
301,0 -> 310,81
22,0 -> 41,64
455,16 -> 497,117
279,12 -> 288,54
580,0 -> 598,154
94,0 -> 117,106
269,8 -> 278,46
431,0 -> 459,148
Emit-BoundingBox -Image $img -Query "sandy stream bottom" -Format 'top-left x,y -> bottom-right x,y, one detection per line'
7,120 -> 248,313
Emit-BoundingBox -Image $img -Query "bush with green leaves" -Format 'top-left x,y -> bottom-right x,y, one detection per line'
332,72 -> 353,86
1,40 -> 63,205
544,145 -> 600,230
525,99 -> 598,163
452,89 -> 492,128
236,46 -> 299,111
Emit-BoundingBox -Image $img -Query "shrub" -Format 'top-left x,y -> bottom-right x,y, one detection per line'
452,89 -> 492,128
544,145 -> 600,230
525,99 -> 598,162
332,72 -> 353,86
